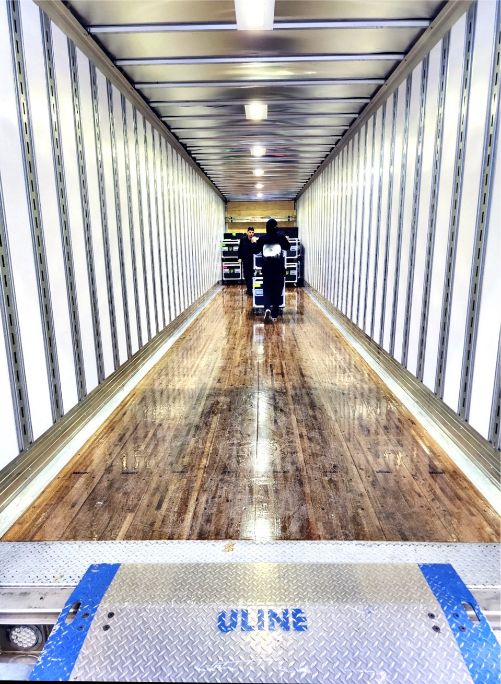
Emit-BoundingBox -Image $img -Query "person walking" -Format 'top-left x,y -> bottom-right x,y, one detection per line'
253,218 -> 290,322
238,226 -> 256,296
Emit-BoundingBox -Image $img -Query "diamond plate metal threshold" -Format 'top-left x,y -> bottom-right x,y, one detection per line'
0,540 -> 500,678
1,562 -> 499,682
0,585 -> 499,678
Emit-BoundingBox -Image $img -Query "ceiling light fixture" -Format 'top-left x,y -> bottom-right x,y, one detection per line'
255,182 -> 264,189
251,144 -> 266,157
245,101 -> 268,121
253,168 -> 264,176
235,0 -> 275,31
257,192 -> 263,198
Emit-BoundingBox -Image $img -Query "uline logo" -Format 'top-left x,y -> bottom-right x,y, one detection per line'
217,608 -> 308,633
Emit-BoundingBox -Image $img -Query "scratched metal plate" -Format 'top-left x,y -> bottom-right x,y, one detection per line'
68,563 -> 473,682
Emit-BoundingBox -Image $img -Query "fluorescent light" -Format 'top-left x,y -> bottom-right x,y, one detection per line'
253,168 -> 264,176
255,182 -> 264,189
251,144 -> 266,157
245,101 -> 268,121
235,0 -> 275,31
257,192 -> 263,198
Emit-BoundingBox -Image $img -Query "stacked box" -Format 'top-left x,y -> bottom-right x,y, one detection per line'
286,239 -> 301,286
252,276 -> 285,312
221,239 -> 241,282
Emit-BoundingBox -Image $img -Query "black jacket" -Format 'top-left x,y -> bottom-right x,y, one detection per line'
253,232 -> 291,278
237,236 -> 255,263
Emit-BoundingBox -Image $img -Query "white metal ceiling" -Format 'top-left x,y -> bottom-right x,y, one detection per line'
66,0 -> 446,201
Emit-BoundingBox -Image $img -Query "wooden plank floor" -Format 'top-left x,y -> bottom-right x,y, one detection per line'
4,287 -> 499,542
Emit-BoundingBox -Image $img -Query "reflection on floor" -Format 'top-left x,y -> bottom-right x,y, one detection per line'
4,287 -> 499,542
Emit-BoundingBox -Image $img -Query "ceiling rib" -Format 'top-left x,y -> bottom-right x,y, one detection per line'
171,125 -> 349,130
202,165 -> 319,169
188,141 -> 336,144
190,144 -> 333,152
183,139 -> 341,147
203,164 -> 320,167
194,156 -> 328,160
162,113 -> 358,118
136,79 -> 385,88
116,54 -> 405,66
88,19 -> 431,34
149,98 -> 372,106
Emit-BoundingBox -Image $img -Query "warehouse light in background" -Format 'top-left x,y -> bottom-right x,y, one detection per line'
253,168 -> 264,176
257,192 -> 263,198
245,101 -> 268,121
255,182 -> 264,189
251,144 -> 266,157
235,0 -> 275,30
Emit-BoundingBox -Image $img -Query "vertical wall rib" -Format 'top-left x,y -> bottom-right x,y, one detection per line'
379,92 -> 398,345
389,76 -> 412,357
107,80 -> 132,360
435,4 -> 476,398
40,10 -> 86,401
8,0 -> 62,421
362,115 -> 377,331
142,118 -> 160,334
401,56 -> 429,368
120,95 -> 142,346
370,101 -> 387,339
132,109 -> 152,341
417,34 -> 450,381
0,176 -> 32,449
67,40 -> 104,383
89,62 -> 119,370
459,1 -> 501,419
489,329 -> 501,449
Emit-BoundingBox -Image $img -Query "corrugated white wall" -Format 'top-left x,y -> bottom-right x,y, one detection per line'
0,0 -> 224,471
298,0 -> 501,450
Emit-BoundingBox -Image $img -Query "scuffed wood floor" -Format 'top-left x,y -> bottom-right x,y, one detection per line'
4,287 -> 499,542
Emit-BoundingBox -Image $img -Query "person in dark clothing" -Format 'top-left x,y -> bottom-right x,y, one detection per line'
238,226 -> 255,295
253,218 -> 290,322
